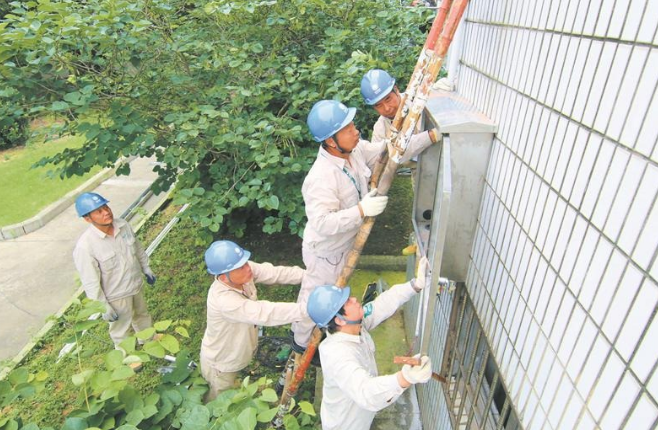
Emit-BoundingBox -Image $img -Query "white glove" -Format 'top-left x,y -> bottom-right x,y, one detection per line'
401,355 -> 432,384
433,77 -> 454,92
102,303 -> 119,322
414,256 -> 430,291
359,188 -> 388,217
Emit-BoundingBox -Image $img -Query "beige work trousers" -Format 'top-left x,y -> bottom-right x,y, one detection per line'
107,290 -> 152,347
200,359 -> 239,401
292,247 -> 348,348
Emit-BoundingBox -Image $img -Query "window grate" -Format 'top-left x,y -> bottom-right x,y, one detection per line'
442,284 -> 522,430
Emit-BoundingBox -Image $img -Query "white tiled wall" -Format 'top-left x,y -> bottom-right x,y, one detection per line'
459,0 -> 658,428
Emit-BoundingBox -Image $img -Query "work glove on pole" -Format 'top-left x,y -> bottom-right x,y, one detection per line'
401,355 -> 432,384
102,303 -> 119,322
413,256 -> 430,291
359,188 -> 388,217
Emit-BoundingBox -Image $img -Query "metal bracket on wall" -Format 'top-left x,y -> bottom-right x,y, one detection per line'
438,277 -> 457,293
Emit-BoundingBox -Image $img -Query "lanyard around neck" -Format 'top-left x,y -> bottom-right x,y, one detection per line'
341,165 -> 362,199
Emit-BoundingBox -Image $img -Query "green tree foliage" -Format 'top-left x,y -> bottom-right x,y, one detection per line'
0,0 -> 431,236
0,0 -> 10,19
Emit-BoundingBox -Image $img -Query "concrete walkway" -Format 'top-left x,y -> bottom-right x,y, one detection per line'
0,157 -> 167,361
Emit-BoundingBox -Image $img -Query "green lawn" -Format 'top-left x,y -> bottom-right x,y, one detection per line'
0,135 -> 102,226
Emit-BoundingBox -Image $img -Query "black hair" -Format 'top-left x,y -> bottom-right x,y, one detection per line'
326,305 -> 347,334
321,134 -> 350,154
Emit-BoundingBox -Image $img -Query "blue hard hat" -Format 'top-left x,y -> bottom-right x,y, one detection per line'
361,69 -> 396,105
307,100 -> 357,142
205,240 -> 251,276
75,192 -> 109,217
307,285 -> 351,328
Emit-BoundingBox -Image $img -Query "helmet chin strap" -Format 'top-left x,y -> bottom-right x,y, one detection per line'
336,314 -> 362,325
384,89 -> 402,120
221,272 -> 240,289
331,134 -> 352,154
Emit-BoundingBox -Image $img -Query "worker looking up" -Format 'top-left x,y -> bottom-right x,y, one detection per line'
307,257 -> 433,430
292,99 -> 438,352
200,240 -> 307,400
361,68 -> 440,148
73,192 -> 156,348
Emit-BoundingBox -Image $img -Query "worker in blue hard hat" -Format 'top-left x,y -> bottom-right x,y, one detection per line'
200,240 -> 308,400
72,192 -> 156,348
361,68 -> 440,147
291,99 -> 437,353
307,257 -> 433,430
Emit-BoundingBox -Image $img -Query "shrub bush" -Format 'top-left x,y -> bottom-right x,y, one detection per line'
0,115 -> 28,150
0,0 -> 432,236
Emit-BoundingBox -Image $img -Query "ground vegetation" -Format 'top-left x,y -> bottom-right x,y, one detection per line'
0,194 -> 412,429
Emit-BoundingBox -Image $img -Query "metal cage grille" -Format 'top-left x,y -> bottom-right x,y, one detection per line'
443,284 -> 522,430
